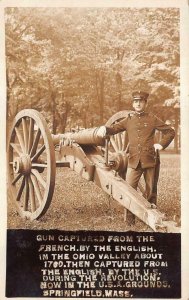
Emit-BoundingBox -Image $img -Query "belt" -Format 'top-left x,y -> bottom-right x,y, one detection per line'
129,146 -> 154,150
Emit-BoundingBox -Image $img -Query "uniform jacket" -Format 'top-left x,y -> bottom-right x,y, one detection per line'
106,111 -> 175,169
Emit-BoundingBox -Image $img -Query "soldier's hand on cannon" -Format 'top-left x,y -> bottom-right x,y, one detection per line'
153,143 -> 163,151
96,126 -> 107,138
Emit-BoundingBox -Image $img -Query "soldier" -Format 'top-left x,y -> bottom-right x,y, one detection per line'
104,91 -> 175,206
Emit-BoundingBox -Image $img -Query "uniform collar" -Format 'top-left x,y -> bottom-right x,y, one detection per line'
134,111 -> 146,116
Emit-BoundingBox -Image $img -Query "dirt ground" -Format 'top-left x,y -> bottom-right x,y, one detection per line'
7,153 -> 180,232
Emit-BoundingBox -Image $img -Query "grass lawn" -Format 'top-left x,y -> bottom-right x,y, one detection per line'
7,153 -> 180,232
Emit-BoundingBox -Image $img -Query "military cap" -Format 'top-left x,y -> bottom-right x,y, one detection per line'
132,91 -> 149,101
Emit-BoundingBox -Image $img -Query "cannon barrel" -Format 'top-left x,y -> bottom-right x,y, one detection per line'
52,127 -> 105,146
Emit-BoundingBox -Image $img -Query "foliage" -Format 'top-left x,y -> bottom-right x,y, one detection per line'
5,7 -> 179,132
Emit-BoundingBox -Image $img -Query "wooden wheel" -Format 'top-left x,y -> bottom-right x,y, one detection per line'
7,109 -> 56,220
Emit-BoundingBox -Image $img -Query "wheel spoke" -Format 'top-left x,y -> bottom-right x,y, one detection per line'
117,132 -> 122,150
24,176 -> 29,211
28,118 -> 34,153
10,143 -> 22,156
122,131 -> 127,151
16,176 -> 25,201
22,118 -> 28,153
114,134 -> 119,148
28,176 -> 36,212
110,136 -> 119,152
31,169 -> 46,189
31,174 -> 43,205
30,128 -> 41,157
31,144 -> 46,162
12,173 -> 22,185
15,127 -> 26,154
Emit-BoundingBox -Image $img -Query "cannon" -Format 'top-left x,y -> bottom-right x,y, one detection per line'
7,109 -> 180,232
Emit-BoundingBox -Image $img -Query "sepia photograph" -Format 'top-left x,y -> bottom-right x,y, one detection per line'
1,0 -> 189,299
6,7 -> 180,233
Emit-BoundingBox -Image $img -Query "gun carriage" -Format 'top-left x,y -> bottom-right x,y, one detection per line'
7,109 -> 180,232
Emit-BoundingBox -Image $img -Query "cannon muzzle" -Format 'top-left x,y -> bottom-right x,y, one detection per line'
52,127 -> 106,146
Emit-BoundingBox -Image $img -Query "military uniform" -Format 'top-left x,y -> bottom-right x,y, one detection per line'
106,109 -> 175,204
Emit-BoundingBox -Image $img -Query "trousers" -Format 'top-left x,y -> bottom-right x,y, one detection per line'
126,164 -> 157,205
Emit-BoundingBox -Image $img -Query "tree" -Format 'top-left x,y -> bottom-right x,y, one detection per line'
5,7 -> 179,131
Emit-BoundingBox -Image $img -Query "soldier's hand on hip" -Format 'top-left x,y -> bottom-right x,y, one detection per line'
153,143 -> 163,151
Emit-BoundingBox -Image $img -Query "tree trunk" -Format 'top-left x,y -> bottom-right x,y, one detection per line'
174,108 -> 179,153
95,70 -> 105,124
57,93 -> 70,133
115,49 -> 125,110
58,102 -> 69,133
50,89 -> 57,134
116,72 -> 122,111
99,73 -> 104,123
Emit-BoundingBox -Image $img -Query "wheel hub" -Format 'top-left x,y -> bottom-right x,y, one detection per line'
109,151 -> 128,172
13,155 -> 32,175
